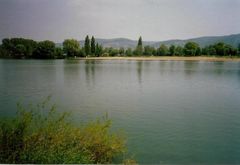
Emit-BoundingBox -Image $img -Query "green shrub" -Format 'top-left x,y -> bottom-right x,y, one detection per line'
0,98 -> 128,164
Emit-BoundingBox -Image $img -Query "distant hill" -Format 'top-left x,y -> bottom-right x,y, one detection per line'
153,33 -> 240,48
58,33 -> 240,48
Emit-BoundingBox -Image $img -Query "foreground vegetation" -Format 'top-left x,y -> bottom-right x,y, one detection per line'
0,36 -> 240,59
0,98 -> 134,164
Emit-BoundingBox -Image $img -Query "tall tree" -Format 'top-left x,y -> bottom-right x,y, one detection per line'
135,36 -> 143,56
91,36 -> 96,55
84,35 -> 91,55
138,36 -> 142,46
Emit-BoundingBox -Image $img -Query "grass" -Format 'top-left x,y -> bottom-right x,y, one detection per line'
0,97 -> 136,164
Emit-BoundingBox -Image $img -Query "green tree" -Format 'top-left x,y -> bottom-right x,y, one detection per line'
15,44 -> 26,58
214,42 -> 225,56
238,43 -> 240,55
63,39 -> 80,57
157,44 -> 169,56
95,43 -> 103,57
1,38 -> 12,50
91,36 -> 96,55
208,46 -> 217,55
119,47 -> 125,56
0,45 -> 9,58
33,40 -> 56,59
202,45 -> 216,56
84,35 -> 91,55
125,48 -> 133,56
78,48 -> 86,57
196,47 -> 202,56
225,44 -> 238,56
108,47 -> 119,56
175,46 -> 183,56
55,47 -> 64,59
184,42 -> 200,56
1,38 -> 37,58
135,36 -> 143,56
169,45 -> 176,56
143,46 -> 155,56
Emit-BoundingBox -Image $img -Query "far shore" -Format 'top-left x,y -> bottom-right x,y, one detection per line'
75,56 -> 240,62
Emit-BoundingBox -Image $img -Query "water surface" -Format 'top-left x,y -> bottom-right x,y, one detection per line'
1,59 -> 240,164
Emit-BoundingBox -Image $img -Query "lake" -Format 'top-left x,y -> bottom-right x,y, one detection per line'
0,59 -> 240,164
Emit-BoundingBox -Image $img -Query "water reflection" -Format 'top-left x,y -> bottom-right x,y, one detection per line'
158,61 -> 167,75
213,62 -> 224,75
85,60 -> 95,87
63,60 -> 81,84
184,61 -> 199,78
238,63 -> 240,83
137,61 -> 143,84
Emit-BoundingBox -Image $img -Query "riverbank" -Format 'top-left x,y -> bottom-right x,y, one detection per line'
1,56 -> 240,62
77,56 -> 240,62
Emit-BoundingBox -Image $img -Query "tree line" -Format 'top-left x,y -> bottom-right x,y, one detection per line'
0,36 -> 240,59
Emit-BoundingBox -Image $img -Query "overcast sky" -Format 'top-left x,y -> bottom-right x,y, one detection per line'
0,0 -> 240,42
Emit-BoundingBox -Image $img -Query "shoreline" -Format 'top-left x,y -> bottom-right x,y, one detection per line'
76,56 -> 240,62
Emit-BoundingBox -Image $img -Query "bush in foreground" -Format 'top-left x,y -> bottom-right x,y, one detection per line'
0,98 -> 134,164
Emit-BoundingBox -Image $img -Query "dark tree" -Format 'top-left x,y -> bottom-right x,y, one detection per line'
33,40 -> 56,59
84,35 -> 91,55
1,38 -> 37,58
91,36 -> 96,55
55,47 -> 64,59
135,36 -> 143,56
0,45 -> 9,58
15,44 -> 26,58
238,43 -> 240,55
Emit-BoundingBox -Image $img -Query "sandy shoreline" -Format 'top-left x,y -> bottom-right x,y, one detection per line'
75,56 -> 240,62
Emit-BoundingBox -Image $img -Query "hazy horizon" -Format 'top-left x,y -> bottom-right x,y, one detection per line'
0,0 -> 240,42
